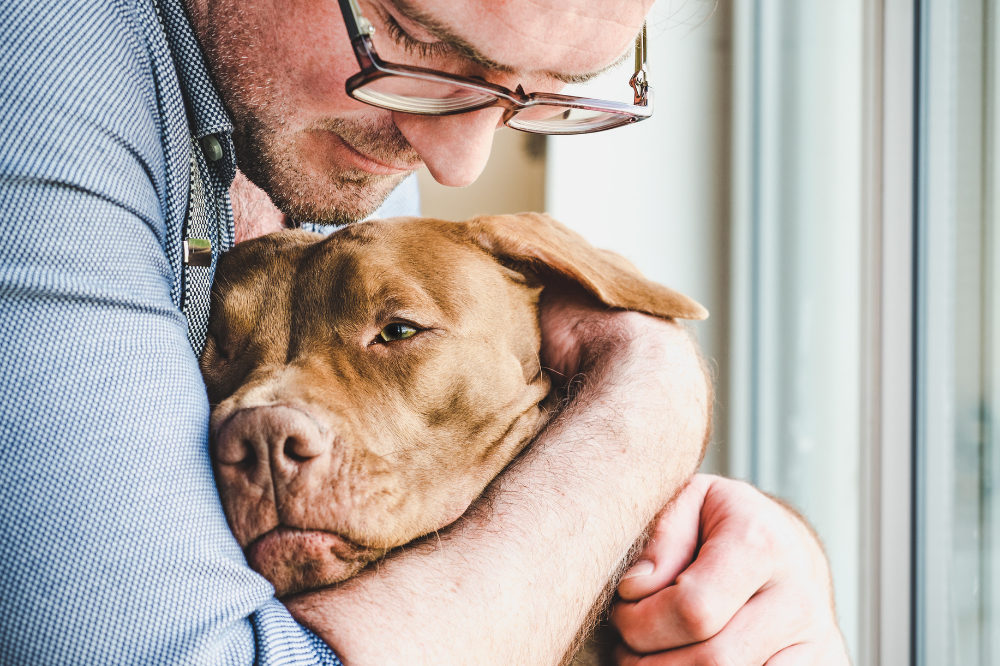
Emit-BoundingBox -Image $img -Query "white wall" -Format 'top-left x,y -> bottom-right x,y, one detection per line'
546,0 -> 732,472
418,129 -> 546,220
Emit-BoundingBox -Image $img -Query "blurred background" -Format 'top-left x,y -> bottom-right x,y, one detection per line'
414,1 -> 1000,664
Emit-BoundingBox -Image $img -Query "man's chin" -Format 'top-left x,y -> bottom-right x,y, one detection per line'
246,527 -> 378,598
232,115 -> 416,227
241,162 -> 409,228
281,170 -> 412,227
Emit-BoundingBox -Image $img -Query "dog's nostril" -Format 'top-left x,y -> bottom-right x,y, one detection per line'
215,434 -> 254,466
282,436 -> 319,463
236,443 -> 258,471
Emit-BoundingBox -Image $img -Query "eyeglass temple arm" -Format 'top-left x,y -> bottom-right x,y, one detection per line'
338,0 -> 375,42
337,0 -> 378,68
629,22 -> 649,106
338,0 -> 374,41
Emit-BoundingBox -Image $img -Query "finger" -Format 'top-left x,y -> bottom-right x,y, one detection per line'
618,474 -> 713,602
765,643 -> 831,665
765,631 -> 850,665
612,493 -> 781,651
613,643 -> 645,666
615,584 -> 817,665
615,643 -> 840,666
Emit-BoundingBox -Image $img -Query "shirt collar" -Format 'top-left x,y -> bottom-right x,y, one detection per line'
156,0 -> 234,140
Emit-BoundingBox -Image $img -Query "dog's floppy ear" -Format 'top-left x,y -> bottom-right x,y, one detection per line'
461,213 -> 708,321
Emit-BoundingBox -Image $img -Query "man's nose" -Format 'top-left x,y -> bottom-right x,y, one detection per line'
394,106 -> 505,187
214,405 -> 329,489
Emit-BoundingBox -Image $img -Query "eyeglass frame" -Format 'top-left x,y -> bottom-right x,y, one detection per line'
334,0 -> 653,135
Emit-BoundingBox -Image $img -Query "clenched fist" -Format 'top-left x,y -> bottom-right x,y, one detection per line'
611,475 -> 850,665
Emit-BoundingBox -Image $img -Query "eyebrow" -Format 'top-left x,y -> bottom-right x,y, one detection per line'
383,0 -> 633,84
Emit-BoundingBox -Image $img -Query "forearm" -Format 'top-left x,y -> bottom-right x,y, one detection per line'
285,314 -> 710,665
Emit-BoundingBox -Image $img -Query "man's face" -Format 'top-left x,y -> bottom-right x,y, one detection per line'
186,0 -> 651,224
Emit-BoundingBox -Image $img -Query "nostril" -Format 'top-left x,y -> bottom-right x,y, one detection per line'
283,436 -> 319,463
217,405 -> 328,471
236,443 -> 258,472
215,433 -> 254,467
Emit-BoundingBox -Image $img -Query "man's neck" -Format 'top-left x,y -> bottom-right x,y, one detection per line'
230,169 -> 288,243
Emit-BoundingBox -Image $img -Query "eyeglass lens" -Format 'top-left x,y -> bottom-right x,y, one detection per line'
351,75 -> 498,113
351,75 -> 636,133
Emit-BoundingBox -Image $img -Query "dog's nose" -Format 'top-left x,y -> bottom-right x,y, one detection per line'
214,405 -> 327,475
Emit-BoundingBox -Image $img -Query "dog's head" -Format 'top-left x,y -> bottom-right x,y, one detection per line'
201,213 -> 706,597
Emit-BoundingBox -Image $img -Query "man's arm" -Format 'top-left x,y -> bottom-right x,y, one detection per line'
285,304 -> 711,665
231,180 -> 849,666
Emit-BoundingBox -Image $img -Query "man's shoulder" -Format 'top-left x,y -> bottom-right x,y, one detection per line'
1,0 -> 165,129
0,0 -> 194,257
1,0 -> 188,221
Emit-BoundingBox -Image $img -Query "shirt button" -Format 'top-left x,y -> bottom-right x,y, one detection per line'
200,135 -> 224,162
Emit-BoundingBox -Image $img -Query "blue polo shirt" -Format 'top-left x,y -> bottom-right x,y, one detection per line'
0,0 -> 417,662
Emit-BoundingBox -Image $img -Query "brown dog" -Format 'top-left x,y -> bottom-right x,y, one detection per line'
200,213 -> 706,602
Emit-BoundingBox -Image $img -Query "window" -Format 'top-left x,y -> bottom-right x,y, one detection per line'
728,0 -> 865,658
915,0 -> 1000,661
423,0 -> 999,662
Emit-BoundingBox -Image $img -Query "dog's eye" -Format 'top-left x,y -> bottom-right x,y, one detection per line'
377,323 -> 418,343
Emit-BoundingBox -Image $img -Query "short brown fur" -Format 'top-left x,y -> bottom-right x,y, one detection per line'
201,213 -> 706,601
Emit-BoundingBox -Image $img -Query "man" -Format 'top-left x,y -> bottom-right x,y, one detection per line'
0,0 -> 848,664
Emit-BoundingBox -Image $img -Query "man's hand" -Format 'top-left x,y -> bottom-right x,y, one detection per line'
611,474 -> 851,665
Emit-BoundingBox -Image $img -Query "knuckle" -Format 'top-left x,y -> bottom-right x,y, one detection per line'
720,492 -> 789,558
742,512 -> 782,556
674,587 -> 725,642
613,605 -> 661,653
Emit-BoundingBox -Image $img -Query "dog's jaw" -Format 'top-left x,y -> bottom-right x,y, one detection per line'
247,527 -> 380,598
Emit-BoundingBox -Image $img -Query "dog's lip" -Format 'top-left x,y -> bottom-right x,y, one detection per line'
246,525 -> 372,562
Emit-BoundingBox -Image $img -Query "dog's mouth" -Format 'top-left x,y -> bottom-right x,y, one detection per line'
246,526 -> 383,597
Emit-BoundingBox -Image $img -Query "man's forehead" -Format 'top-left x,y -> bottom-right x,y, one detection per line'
389,0 -> 652,81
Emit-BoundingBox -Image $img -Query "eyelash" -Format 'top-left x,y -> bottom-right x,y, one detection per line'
380,13 -> 452,58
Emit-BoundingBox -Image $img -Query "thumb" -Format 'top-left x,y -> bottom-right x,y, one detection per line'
617,475 -> 712,601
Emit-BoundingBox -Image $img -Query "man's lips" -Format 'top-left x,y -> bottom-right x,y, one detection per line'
332,133 -> 421,176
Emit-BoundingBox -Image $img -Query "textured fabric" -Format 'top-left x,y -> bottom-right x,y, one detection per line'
369,174 -> 421,220
182,136 -> 215,354
150,0 -> 238,356
0,0 -> 415,662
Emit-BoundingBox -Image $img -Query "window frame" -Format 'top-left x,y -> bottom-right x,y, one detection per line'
860,0 -> 917,663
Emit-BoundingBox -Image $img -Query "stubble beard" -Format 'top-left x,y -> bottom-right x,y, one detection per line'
196,2 -> 419,227
232,111 -> 417,227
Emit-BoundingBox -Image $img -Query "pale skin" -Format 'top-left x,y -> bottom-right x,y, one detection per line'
186,0 -> 850,662
613,475 -> 851,665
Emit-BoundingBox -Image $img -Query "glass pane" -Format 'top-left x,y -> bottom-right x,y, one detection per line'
915,0 -> 1000,662
544,0 -> 732,472
730,0 -> 863,660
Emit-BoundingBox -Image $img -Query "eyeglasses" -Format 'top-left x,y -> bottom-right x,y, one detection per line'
335,0 -> 652,135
